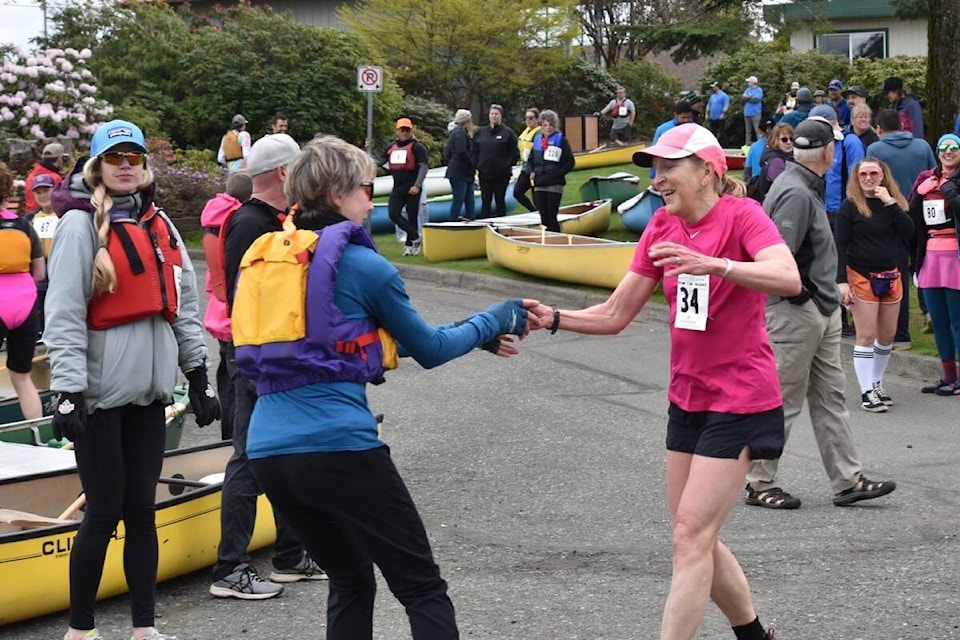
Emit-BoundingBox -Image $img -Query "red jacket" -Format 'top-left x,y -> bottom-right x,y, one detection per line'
24,163 -> 63,213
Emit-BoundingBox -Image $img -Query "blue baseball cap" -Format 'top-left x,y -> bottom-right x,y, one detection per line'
828,79 -> 843,91
31,174 -> 56,190
90,120 -> 148,157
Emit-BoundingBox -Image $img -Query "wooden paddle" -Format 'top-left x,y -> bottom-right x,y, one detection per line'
0,508 -> 74,529
51,473 -> 224,522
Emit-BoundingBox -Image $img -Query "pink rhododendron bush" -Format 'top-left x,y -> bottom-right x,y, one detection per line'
0,46 -> 113,142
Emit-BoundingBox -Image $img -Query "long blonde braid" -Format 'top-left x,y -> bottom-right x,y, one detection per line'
84,158 -> 117,296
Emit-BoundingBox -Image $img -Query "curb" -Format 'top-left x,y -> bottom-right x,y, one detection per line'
188,249 -> 939,382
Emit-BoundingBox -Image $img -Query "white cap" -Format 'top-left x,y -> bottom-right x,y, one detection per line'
745,75 -> 758,84
245,134 -> 300,176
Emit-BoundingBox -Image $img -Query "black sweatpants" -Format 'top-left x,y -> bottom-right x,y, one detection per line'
388,188 -> 421,245
251,446 -> 459,639
534,189 -> 563,232
70,402 -> 166,630
513,171 -> 535,212
479,171 -> 511,218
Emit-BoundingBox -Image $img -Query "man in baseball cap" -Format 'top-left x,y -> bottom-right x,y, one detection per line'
381,118 -> 429,255
213,129 -> 324,598
742,76 -> 764,145
746,111 -> 896,512
881,76 -> 924,139
826,79 -> 850,127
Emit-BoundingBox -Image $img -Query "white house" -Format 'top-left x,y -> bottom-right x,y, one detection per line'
763,0 -> 927,60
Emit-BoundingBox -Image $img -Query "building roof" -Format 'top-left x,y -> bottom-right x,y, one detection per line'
763,0 -> 898,23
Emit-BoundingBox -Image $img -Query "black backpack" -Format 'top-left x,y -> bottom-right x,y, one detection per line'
746,157 -> 774,204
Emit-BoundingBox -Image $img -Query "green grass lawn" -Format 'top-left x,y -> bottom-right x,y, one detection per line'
185,161 -> 936,356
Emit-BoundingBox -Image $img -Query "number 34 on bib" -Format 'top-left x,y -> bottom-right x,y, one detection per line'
675,274 -> 710,331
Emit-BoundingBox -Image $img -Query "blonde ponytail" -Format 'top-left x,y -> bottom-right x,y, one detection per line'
83,157 -> 117,296
720,174 -> 746,197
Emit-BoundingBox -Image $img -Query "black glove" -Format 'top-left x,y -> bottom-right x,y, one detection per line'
185,366 -> 221,428
52,392 -> 86,442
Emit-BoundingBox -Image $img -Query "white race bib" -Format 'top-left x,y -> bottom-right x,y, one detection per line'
674,274 -> 710,332
389,149 -> 408,166
32,215 -> 58,239
544,145 -> 562,162
617,105 -> 628,117
923,199 -> 947,225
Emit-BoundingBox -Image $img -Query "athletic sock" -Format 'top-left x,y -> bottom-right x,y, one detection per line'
732,616 -> 767,640
942,360 -> 958,385
853,344 -> 874,393
872,341 -> 893,384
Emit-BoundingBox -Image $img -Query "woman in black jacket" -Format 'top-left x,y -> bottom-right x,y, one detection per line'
444,109 -> 476,221
522,109 -> 575,231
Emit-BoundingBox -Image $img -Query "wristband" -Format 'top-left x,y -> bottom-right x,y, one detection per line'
550,306 -> 560,335
722,258 -> 733,278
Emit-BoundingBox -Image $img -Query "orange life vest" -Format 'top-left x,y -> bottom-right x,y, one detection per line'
387,140 -> 417,172
221,130 -> 243,162
87,207 -> 183,330
0,211 -> 32,274
213,203 -> 286,309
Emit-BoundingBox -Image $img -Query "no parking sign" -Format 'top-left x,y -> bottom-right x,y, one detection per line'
357,66 -> 383,92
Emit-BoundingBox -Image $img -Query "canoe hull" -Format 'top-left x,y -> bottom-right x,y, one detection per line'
422,199 -> 613,262
369,187 -> 518,235
0,441 -> 276,626
485,226 -> 636,290
618,189 -> 664,235
723,149 -> 746,171
573,143 -> 647,171
577,172 -> 642,209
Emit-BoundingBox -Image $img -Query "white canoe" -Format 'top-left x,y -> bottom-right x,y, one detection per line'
484,225 -> 636,289
421,199 -> 613,262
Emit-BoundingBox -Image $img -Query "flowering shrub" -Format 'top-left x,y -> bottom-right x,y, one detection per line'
0,46 -> 113,142
149,140 -> 226,233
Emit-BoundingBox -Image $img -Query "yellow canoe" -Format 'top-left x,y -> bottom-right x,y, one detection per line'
573,143 -> 647,171
422,199 -> 612,262
484,225 -> 637,290
0,440 -> 277,626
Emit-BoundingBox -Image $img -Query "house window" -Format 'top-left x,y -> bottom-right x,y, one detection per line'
816,31 -> 886,60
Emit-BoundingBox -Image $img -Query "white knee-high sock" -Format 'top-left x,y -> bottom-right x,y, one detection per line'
853,345 -> 874,393
873,341 -> 893,384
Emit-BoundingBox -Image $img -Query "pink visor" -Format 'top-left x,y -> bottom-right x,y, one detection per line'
633,123 -> 727,178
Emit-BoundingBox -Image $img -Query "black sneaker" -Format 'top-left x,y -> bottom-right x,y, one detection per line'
860,390 -> 888,413
833,475 -> 896,506
872,381 -> 893,406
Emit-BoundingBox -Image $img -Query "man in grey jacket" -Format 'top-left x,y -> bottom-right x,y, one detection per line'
744,116 -> 897,510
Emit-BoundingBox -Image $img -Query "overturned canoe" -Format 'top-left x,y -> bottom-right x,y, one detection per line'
618,188 -> 665,235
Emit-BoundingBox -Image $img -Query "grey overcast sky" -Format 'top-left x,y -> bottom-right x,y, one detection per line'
0,2 -> 47,50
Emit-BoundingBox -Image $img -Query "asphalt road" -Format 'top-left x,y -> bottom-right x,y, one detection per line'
4,262 -> 959,640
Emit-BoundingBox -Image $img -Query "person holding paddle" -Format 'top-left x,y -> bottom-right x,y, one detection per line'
44,120 -> 220,640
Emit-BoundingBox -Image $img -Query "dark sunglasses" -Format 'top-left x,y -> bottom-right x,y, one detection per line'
360,181 -> 374,201
525,115 -> 537,120
102,151 -> 146,166
938,143 -> 960,153
780,137 -> 794,143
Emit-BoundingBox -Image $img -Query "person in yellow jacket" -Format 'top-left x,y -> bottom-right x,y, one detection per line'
513,107 -> 540,212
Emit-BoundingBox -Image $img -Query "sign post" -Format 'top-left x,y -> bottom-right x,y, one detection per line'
357,65 -> 383,159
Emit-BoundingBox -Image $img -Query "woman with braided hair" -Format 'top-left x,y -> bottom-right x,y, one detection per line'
45,120 -> 220,640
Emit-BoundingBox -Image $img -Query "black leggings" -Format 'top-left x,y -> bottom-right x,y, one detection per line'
388,188 -> 421,244
70,402 -> 166,630
534,190 -> 563,232
512,171 -> 535,212
479,171 -> 511,218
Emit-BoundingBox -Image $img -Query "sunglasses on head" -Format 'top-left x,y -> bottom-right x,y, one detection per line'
938,143 -> 960,153
102,151 -> 146,166
780,136 -> 794,143
360,181 -> 374,201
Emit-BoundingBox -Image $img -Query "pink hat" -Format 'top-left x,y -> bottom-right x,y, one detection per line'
633,124 -> 727,178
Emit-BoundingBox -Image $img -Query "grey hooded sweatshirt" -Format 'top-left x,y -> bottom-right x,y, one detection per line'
44,162 -> 208,412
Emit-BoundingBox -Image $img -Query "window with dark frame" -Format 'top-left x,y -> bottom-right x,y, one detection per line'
816,30 -> 886,60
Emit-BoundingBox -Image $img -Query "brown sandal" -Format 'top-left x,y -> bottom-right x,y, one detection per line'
744,485 -> 801,509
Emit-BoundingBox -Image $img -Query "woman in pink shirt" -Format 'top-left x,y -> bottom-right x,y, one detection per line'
529,124 -> 800,640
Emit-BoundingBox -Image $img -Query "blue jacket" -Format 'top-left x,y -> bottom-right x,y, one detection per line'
866,132 -> 937,198
825,132 -> 864,213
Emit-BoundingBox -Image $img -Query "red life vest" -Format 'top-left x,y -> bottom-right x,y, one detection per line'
387,141 -> 417,172
0,211 -> 32,274
87,206 -> 184,330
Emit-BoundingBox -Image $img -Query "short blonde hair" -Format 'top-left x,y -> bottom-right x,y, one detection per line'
286,135 -> 375,219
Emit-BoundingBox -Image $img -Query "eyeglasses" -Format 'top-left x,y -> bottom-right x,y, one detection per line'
780,137 -> 794,143
360,181 -> 374,201
102,152 -> 146,166
938,143 -> 960,153
525,115 -> 537,120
